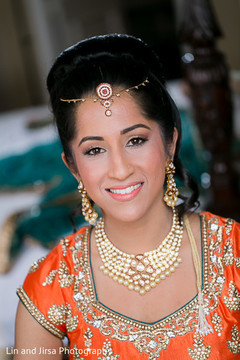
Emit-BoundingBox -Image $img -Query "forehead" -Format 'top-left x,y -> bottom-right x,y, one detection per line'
74,93 -> 157,136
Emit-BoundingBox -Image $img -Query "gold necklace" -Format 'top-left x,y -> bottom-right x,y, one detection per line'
95,207 -> 183,295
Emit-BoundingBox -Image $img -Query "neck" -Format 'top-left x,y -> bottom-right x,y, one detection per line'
100,205 -> 174,254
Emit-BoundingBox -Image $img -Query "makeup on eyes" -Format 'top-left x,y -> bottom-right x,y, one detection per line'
82,135 -> 149,157
78,123 -> 152,158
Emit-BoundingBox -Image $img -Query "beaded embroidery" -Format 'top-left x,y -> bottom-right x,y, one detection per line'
227,325 -> 240,355
28,256 -> 46,273
48,303 -> 78,332
17,213 -> 240,359
211,312 -> 222,337
188,335 -> 211,360
69,215 -> 227,358
223,281 -> 240,311
16,287 -> 65,339
42,260 -> 74,287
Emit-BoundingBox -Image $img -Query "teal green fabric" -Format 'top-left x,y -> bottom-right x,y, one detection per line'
179,110 -> 208,182
0,140 -> 88,261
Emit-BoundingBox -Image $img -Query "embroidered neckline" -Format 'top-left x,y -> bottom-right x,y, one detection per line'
70,213 -> 230,359
86,214 -> 205,327
17,212 -> 233,360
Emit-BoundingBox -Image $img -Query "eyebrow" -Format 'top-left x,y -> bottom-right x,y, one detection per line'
120,123 -> 151,134
78,123 -> 151,146
79,136 -> 104,146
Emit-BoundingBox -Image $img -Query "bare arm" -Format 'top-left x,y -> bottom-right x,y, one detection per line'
14,301 -> 64,360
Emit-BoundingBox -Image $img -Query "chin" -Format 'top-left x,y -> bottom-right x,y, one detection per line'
105,207 -> 147,224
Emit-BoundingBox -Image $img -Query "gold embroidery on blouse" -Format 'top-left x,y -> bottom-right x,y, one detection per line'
205,218 -> 225,316
73,344 -> 84,360
188,335 -> 211,360
42,269 -> 58,286
42,260 -> 73,287
84,327 -> 94,348
72,229 -> 199,358
223,281 -> 240,311
48,304 -> 66,325
66,314 -> 79,332
225,218 -> 234,236
59,260 -> 74,287
70,234 -> 85,272
69,222 -> 200,358
60,238 -> 70,256
223,239 -> 234,266
70,215 -> 233,358
17,287 -> 65,339
48,303 -> 78,332
211,312 -> 222,336
235,258 -> 240,268
227,325 -> 240,354
28,256 -> 46,273
98,340 -> 120,360
72,339 -> 119,360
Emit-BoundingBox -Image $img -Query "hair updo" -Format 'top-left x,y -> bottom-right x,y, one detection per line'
47,33 -> 199,217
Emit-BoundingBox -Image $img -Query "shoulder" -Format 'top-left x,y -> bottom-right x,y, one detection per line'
200,211 -> 239,233
183,211 -> 240,250
21,225 -> 91,290
43,225 -> 90,263
16,226 -> 91,338
200,211 -> 240,252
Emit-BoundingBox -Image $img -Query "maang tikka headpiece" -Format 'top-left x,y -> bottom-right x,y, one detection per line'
60,78 -> 149,116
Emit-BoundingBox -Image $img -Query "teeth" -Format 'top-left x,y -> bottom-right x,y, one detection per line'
109,183 -> 141,195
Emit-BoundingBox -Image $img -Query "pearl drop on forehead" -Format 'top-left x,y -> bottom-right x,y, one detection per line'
96,83 -> 113,99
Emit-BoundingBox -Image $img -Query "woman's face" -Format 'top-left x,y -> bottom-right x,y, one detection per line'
67,94 -> 177,223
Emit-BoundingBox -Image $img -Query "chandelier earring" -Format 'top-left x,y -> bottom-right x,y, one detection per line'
163,160 -> 179,208
77,180 -> 98,225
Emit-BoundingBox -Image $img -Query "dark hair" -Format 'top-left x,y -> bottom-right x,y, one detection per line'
47,33 -> 199,217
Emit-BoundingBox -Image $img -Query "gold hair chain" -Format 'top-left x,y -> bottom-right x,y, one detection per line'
60,78 -> 149,116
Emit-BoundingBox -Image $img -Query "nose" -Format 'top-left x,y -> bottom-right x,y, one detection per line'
108,150 -> 134,180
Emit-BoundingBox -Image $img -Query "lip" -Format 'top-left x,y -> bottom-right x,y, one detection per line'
106,182 -> 143,201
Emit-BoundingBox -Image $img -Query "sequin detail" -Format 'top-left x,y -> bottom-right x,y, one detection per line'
227,325 -> 240,354
16,287 -> 65,339
28,256 -> 46,273
223,281 -> 240,311
188,335 -> 211,359
42,260 -> 74,287
17,213 -> 239,359
211,312 -> 222,336
98,340 -> 120,360
48,303 -> 78,332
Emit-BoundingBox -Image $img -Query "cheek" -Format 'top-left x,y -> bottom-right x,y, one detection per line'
75,158 -> 104,190
141,144 -> 167,178
151,158 -> 166,184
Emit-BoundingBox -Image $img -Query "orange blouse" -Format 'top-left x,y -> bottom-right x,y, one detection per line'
17,212 -> 240,359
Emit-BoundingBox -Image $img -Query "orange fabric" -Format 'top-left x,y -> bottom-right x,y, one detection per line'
18,212 -> 240,359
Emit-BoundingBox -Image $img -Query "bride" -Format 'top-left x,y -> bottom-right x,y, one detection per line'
14,34 -> 240,360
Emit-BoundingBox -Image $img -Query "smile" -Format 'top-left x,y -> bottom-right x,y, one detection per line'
109,183 -> 142,195
106,182 -> 143,201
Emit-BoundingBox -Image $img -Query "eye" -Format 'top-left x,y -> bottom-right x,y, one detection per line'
127,137 -> 148,147
84,147 -> 105,156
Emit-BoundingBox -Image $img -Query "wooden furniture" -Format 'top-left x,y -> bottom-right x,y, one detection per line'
179,0 -> 239,220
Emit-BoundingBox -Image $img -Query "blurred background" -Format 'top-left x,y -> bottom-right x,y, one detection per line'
0,0 -> 239,357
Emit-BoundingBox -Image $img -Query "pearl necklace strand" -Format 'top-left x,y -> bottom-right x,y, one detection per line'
95,207 -> 183,295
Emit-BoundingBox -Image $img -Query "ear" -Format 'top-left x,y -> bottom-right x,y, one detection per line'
61,152 -> 80,183
169,127 -> 178,160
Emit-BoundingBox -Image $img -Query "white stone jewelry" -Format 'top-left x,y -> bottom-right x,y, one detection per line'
60,78 -> 149,117
95,207 -> 183,295
78,180 -> 98,225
